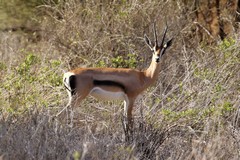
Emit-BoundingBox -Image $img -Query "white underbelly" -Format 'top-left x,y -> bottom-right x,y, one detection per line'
90,87 -> 126,101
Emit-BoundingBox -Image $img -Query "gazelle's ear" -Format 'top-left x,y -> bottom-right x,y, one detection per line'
163,38 -> 173,49
160,38 -> 173,56
144,34 -> 153,51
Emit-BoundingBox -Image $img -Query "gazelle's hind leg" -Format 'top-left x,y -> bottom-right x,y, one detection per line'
57,88 -> 89,126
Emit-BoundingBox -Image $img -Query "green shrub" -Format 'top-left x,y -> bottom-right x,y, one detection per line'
0,52 -> 63,114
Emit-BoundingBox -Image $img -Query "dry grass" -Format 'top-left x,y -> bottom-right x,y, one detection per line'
0,0 -> 239,160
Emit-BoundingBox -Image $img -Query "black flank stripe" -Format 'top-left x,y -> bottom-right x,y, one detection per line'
93,80 -> 126,92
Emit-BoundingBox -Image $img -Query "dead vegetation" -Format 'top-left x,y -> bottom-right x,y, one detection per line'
0,0 -> 239,159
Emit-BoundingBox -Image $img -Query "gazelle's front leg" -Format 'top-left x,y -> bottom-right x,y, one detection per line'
123,97 -> 135,130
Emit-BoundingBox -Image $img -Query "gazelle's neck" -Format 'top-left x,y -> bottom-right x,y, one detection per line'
143,57 -> 161,87
140,23 -> 172,91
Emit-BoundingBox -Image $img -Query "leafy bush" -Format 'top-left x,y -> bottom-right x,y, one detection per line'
0,52 -> 63,115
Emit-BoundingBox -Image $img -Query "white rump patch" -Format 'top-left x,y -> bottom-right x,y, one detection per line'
63,72 -> 75,91
63,72 -> 75,105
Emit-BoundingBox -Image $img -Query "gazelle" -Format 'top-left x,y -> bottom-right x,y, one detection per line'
63,24 -> 173,128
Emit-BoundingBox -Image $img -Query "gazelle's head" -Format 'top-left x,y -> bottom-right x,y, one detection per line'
144,23 -> 173,63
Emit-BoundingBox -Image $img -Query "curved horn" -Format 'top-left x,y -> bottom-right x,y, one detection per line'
160,26 -> 168,48
153,23 -> 158,47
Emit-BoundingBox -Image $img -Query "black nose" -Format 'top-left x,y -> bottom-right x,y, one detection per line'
156,58 -> 160,62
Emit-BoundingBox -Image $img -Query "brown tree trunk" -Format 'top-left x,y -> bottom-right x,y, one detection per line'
194,0 -> 238,42
236,0 -> 240,22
